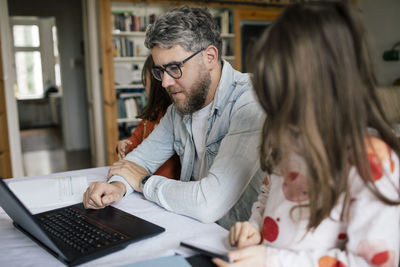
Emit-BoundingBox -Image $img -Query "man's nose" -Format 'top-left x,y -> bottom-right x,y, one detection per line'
161,72 -> 176,88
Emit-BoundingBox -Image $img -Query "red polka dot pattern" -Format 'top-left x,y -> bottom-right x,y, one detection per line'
367,153 -> 383,181
318,256 -> 347,267
263,216 -> 279,242
371,251 -> 389,265
289,172 -> 299,180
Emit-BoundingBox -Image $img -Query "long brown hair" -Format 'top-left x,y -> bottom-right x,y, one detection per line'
137,55 -> 171,121
250,1 -> 400,230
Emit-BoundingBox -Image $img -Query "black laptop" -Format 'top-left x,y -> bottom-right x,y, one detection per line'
0,179 -> 165,266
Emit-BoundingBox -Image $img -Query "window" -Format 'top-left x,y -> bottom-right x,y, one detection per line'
11,17 -> 62,99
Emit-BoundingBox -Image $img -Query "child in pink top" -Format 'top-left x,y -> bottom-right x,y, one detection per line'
214,1 -> 400,266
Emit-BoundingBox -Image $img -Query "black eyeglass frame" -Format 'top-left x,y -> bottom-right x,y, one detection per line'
151,48 -> 204,81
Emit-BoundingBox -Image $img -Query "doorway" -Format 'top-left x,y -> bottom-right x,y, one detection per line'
8,0 -> 92,176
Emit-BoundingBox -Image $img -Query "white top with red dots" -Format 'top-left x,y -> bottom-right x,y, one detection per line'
249,137 -> 400,267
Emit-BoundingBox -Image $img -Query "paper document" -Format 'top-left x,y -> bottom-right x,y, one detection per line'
4,176 -> 87,212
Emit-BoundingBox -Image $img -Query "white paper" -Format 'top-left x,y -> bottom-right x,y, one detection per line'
2,176 -> 87,212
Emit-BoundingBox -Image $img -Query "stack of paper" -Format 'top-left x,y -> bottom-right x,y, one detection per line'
0,176 -> 87,213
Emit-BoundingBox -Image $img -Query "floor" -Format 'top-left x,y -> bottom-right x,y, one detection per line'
20,127 -> 92,177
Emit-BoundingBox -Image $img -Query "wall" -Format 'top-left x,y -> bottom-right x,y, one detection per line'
8,0 -> 90,151
358,0 -> 400,86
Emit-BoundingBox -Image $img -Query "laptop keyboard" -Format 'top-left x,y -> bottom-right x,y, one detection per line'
39,207 -> 127,254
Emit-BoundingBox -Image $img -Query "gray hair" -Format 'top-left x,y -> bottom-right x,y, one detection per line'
145,5 -> 222,60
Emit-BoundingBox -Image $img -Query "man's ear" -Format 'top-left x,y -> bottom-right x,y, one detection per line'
204,45 -> 219,70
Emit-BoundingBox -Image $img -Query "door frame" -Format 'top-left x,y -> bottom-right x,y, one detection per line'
0,0 -> 23,178
82,0 -> 106,167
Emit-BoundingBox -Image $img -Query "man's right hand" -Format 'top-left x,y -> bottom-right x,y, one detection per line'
83,181 -> 126,209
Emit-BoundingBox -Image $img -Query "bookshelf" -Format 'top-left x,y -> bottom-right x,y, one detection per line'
99,0 -> 285,164
111,3 -> 155,138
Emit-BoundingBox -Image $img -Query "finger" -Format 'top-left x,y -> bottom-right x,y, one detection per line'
87,198 -> 101,209
107,164 -> 123,179
229,228 -> 235,246
212,257 -> 230,267
233,222 -> 243,246
247,231 -> 262,247
101,193 -> 116,206
229,223 -> 240,246
84,190 -> 101,210
88,187 -> 106,208
237,225 -> 251,248
107,164 -> 123,178
227,247 -> 255,262
83,190 -> 89,209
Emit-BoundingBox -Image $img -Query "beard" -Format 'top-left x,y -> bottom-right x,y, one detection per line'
168,65 -> 211,114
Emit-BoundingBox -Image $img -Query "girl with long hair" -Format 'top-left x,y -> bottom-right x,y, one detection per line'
214,1 -> 400,266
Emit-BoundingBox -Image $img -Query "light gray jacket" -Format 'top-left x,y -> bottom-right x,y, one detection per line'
111,61 -> 265,229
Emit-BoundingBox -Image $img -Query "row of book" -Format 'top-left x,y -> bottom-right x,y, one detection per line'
214,9 -> 234,34
116,93 -> 146,120
112,10 -> 233,35
112,37 -> 147,57
113,38 -> 134,57
112,12 -> 157,32
216,0 -> 292,2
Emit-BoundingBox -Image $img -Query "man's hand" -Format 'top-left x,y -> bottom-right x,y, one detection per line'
212,245 -> 267,267
83,181 -> 126,209
117,139 -> 132,160
107,160 -> 148,192
229,221 -> 262,249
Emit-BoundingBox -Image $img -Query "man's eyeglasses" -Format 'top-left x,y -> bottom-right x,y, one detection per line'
151,49 -> 204,81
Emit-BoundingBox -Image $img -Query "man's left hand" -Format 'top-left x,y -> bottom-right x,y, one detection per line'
107,160 -> 148,192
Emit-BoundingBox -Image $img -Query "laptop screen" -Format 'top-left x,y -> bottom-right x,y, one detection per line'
0,179 -> 66,258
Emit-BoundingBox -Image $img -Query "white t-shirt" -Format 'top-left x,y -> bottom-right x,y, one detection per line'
191,102 -> 212,180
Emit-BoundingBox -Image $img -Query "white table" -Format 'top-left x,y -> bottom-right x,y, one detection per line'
0,167 -> 230,267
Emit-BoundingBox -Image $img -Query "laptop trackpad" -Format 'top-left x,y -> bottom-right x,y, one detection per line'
75,203 -> 163,239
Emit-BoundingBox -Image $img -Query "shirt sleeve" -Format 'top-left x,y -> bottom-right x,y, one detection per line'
262,150 -> 400,267
143,96 -> 265,223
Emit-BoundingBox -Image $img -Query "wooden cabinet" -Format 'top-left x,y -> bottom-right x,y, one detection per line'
99,0 -> 285,164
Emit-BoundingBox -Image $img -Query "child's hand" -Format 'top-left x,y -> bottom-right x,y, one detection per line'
229,221 -> 262,249
117,139 -> 132,160
212,245 -> 266,267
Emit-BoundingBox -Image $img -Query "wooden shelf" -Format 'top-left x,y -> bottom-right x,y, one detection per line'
221,33 -> 235,38
223,55 -> 235,61
117,117 -> 141,124
114,56 -> 148,62
112,30 -> 146,37
115,84 -> 144,89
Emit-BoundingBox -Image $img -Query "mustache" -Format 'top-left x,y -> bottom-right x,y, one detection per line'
166,87 -> 183,94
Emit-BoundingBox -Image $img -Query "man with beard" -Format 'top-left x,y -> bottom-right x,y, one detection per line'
83,6 -> 265,229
